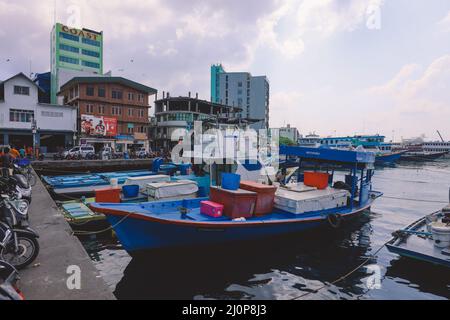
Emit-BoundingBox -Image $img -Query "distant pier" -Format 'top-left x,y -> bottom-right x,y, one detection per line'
32,158 -> 153,175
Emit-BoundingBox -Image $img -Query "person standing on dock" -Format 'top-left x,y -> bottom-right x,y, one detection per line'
1,147 -> 14,177
19,146 -> 26,158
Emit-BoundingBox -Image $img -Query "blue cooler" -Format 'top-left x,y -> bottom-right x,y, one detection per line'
221,173 -> 241,191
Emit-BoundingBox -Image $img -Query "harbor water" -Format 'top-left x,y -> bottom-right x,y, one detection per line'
82,159 -> 450,300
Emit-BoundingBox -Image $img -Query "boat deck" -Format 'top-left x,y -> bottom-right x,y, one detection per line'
387,209 -> 450,268
90,196 -> 360,224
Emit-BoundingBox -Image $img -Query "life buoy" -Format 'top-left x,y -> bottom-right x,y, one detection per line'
327,213 -> 342,228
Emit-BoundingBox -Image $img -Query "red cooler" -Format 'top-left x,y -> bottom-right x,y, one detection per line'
239,181 -> 277,216
95,187 -> 121,203
200,200 -> 224,218
210,186 -> 257,219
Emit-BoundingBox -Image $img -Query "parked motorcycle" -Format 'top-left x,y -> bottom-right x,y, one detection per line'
4,172 -> 32,204
0,193 -> 39,269
0,260 -> 23,300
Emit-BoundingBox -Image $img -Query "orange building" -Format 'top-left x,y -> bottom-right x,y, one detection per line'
58,76 -> 157,152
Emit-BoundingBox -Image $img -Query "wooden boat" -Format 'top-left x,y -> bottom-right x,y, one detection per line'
42,165 -> 178,196
386,204 -> 450,268
89,147 -> 383,253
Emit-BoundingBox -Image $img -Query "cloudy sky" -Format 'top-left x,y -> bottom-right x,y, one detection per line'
1,0 -> 450,141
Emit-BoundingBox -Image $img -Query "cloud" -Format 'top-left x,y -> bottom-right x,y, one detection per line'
0,0 -> 277,99
437,10 -> 450,32
364,55 -> 450,137
254,0 -> 384,59
269,90 -> 304,127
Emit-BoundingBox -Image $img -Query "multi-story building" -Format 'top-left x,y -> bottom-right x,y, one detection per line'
210,64 -> 269,130
152,93 -> 243,151
0,73 -> 77,153
278,124 -> 300,144
51,23 -> 104,104
58,76 -> 157,152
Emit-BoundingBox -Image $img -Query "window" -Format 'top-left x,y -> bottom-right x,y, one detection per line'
128,108 -> 134,117
82,60 -> 100,69
112,89 -> 123,99
127,126 -> 134,134
98,105 -> 105,114
59,55 -> 79,65
86,104 -> 94,113
128,92 -> 134,101
238,82 -> 243,87
60,32 -> 79,42
139,109 -> 145,118
82,37 -> 100,47
112,106 -> 122,116
98,87 -> 105,97
10,109 -> 34,122
237,89 -> 242,95
81,49 -> 100,57
59,43 -> 79,53
137,94 -> 144,102
86,86 -> 94,96
136,126 -> 147,133
13,86 -> 29,95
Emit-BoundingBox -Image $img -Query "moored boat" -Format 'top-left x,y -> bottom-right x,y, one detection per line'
42,159 -> 179,196
399,151 -> 448,162
89,146 -> 383,253
386,203 -> 450,268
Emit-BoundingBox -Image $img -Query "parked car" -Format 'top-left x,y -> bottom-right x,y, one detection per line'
63,145 -> 95,159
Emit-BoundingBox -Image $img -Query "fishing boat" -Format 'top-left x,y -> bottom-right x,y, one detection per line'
89,146 -> 382,253
387,202 -> 450,268
42,159 -> 179,196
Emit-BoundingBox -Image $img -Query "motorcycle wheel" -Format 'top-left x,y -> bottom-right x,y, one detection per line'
0,234 -> 40,270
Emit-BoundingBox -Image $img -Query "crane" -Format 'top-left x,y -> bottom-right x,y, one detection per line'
436,130 -> 445,143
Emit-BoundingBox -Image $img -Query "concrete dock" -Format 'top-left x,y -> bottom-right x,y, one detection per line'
18,172 -> 116,300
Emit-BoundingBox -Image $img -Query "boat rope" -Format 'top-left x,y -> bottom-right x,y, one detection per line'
291,238 -> 391,300
381,195 -> 448,204
71,212 -> 134,236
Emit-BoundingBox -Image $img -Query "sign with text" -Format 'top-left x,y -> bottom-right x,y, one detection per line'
81,114 -> 117,136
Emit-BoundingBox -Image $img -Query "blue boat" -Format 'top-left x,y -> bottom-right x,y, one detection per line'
42,159 -> 179,196
320,134 -> 404,165
374,151 -> 405,164
386,204 -> 450,268
89,147 -> 383,253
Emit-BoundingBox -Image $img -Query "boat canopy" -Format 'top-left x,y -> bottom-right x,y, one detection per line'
279,146 -> 375,168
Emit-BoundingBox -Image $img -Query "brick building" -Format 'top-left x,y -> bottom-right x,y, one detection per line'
58,76 -> 157,152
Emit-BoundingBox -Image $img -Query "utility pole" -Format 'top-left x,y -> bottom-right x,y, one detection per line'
31,118 -> 37,159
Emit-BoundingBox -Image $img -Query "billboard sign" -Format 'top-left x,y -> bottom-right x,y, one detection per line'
81,114 -> 117,136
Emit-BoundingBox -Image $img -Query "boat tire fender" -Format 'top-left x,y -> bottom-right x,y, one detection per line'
327,213 -> 342,228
